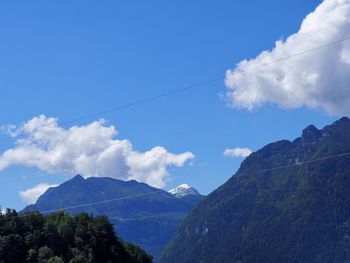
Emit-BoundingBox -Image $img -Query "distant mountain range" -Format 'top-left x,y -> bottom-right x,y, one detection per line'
23,176 -> 204,261
160,117 -> 350,263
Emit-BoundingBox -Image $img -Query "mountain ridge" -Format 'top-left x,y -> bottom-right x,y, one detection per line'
160,117 -> 350,263
23,175 -> 202,260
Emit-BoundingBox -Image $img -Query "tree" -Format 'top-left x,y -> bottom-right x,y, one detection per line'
38,246 -> 54,263
0,209 -> 152,263
47,256 -> 64,263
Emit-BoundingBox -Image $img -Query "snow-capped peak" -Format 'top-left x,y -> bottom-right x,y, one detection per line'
169,184 -> 200,197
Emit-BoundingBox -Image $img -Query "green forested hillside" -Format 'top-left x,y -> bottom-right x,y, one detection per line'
0,210 -> 152,263
160,117 -> 350,263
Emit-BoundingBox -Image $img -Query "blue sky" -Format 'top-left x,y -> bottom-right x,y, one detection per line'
1,0 -> 345,210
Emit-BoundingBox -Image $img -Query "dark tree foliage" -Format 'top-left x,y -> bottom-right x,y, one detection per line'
0,210 -> 152,263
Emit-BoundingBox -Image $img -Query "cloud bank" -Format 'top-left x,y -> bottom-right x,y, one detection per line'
223,147 -> 252,158
225,0 -> 350,115
20,183 -> 58,204
0,115 -> 194,188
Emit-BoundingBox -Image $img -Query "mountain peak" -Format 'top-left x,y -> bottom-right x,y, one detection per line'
338,116 -> 350,123
177,183 -> 191,189
302,124 -> 321,144
331,116 -> 350,128
65,174 -> 86,186
169,184 -> 200,197
72,174 -> 85,181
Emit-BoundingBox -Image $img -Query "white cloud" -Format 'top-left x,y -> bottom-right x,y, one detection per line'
225,0 -> 350,115
19,183 -> 58,204
0,115 -> 194,188
223,147 -> 252,158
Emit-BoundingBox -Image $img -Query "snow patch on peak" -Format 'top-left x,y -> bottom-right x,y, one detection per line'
169,184 -> 200,197
177,183 -> 191,189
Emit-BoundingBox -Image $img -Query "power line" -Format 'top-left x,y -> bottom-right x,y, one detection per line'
237,151 -> 350,177
40,190 -> 164,214
36,191 -> 163,215
236,36 -> 350,73
1,149 -> 349,222
61,77 -> 225,126
0,190 -> 164,222
0,36 -> 349,218
0,77 -> 224,144
1,36 -> 350,144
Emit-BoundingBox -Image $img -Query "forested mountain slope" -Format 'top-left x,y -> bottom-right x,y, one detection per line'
160,117 -> 350,263
23,176 -> 201,260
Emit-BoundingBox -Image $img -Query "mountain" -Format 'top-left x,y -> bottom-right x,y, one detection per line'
169,184 -> 204,206
22,176 -> 201,261
160,117 -> 350,263
169,183 -> 200,197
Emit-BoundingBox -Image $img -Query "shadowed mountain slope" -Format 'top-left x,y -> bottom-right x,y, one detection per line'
160,117 -> 350,263
23,176 -> 202,260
